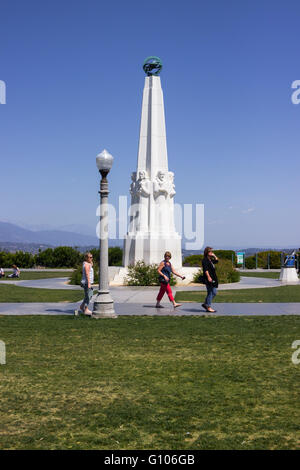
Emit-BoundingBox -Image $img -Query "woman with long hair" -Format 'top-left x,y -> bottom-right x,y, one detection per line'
78,252 -> 94,316
202,246 -> 218,313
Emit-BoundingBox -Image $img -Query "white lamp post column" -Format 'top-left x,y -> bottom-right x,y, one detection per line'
92,149 -> 117,319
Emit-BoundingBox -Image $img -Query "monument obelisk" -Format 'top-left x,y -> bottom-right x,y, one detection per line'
123,57 -> 182,267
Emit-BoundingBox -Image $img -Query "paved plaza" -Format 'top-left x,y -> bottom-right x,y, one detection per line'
0,272 -> 282,292
0,301 -> 299,316
0,274 -> 299,316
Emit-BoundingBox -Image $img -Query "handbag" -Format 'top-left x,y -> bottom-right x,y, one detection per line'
198,274 -> 206,284
158,275 -> 169,284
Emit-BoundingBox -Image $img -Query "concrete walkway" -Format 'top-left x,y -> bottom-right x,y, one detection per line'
0,275 -> 283,291
0,301 -> 300,316
1,275 -> 299,316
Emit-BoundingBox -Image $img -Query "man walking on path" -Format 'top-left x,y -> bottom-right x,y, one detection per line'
202,247 -> 219,313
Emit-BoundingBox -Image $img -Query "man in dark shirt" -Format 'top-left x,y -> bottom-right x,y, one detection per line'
202,246 -> 218,313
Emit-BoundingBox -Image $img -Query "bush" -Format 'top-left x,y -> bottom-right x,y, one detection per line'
267,251 -> 281,269
109,247 -> 123,266
13,251 -> 35,268
245,256 -> 256,269
244,251 -> 282,269
86,247 -> 123,267
51,247 -> 83,268
216,259 -> 240,283
35,248 -> 54,267
214,250 -> 236,263
193,259 -> 240,284
193,268 -> 203,283
183,254 -> 203,267
183,251 -> 236,267
0,246 -> 124,271
125,261 -> 176,286
0,251 -> 15,268
0,251 -> 35,268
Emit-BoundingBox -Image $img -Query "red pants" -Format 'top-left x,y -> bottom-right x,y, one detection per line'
156,283 -> 174,303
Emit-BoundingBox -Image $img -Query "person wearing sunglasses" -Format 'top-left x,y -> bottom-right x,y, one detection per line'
202,247 -> 219,313
156,251 -> 185,309
79,252 -> 94,316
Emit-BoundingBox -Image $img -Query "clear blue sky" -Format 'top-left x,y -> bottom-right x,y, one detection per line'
0,0 -> 299,248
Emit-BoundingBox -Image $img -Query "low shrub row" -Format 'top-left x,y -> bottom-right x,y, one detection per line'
245,251 -> 284,269
0,246 -> 123,269
183,250 -> 236,267
183,250 -> 299,270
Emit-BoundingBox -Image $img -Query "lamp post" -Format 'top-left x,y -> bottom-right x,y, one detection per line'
92,149 -> 117,319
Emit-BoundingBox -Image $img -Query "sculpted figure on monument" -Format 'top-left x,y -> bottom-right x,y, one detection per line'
136,170 -> 151,198
153,170 -> 169,199
168,171 -> 176,198
128,172 -> 138,232
153,170 -> 170,232
135,170 -> 151,232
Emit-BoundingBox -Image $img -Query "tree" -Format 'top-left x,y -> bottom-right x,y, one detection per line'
35,248 -> 54,267
51,247 -> 83,268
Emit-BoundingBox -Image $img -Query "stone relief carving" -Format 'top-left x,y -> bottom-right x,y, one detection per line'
168,171 -> 176,198
129,169 -> 177,234
129,170 -> 151,232
153,170 -> 169,199
136,170 -> 151,198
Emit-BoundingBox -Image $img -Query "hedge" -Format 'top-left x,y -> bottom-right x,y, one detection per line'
0,246 -> 123,269
193,259 -> 240,284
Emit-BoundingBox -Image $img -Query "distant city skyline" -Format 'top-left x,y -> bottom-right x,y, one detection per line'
1,0 -> 299,247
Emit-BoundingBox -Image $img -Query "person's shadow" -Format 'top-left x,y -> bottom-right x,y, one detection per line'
142,305 -> 208,314
45,309 -> 75,314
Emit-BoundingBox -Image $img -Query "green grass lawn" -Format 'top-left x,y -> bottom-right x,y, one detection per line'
0,271 -> 72,281
175,285 -> 300,303
0,284 -> 83,303
240,272 -> 280,279
1,283 -> 300,304
0,316 -> 299,450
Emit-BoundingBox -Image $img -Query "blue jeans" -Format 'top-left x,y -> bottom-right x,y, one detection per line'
205,284 -> 217,307
82,286 -> 93,309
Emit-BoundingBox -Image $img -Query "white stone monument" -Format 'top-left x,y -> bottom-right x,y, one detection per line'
123,57 -> 182,268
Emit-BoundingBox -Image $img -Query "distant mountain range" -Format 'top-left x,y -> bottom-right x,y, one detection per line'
0,221 -> 298,254
0,221 -> 98,247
